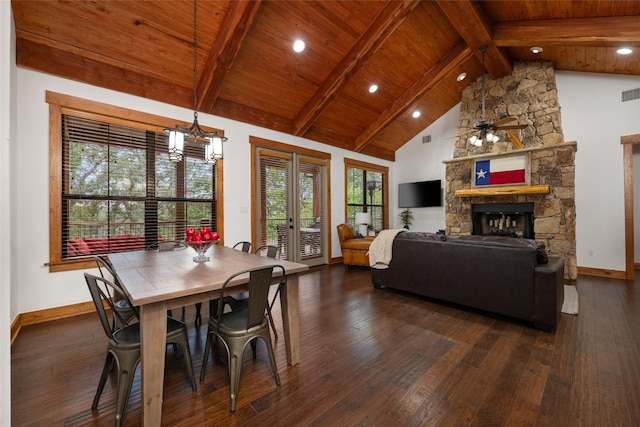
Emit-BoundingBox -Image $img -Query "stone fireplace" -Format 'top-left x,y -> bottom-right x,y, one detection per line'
444,61 -> 577,280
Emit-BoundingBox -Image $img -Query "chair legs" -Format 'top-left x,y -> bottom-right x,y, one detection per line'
93,334 -> 195,427
92,347 -> 140,427
200,328 -> 280,413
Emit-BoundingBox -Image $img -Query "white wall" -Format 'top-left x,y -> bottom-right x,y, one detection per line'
12,68 -> 393,316
394,107 -> 459,232
1,0 -> 15,424
556,71 -> 640,272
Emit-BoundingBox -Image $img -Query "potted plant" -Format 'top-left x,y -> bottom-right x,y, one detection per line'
400,208 -> 414,229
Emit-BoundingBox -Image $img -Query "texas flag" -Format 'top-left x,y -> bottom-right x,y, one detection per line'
475,156 -> 526,186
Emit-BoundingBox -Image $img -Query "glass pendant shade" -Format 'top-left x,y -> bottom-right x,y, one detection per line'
212,136 -> 224,159
168,129 -> 185,162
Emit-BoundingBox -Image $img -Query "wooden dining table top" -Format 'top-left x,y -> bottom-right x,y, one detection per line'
108,243 -> 309,306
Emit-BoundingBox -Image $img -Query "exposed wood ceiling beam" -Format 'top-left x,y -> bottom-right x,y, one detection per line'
15,37 -> 193,108
197,0 -> 262,112
292,0 -> 421,137
435,0 -> 511,78
493,16 -> 640,47
353,42 -> 473,153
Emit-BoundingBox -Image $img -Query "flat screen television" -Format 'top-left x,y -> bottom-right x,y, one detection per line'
398,180 -> 442,208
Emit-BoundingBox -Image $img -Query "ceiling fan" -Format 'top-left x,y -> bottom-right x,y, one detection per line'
469,46 -> 528,147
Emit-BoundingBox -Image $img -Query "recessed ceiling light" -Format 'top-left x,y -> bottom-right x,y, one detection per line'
530,46 -> 543,54
369,84 -> 378,93
412,111 -> 421,119
456,72 -> 467,82
293,39 -> 305,53
617,47 -> 633,55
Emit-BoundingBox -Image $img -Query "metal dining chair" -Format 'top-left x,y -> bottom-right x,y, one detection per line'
84,273 -> 196,426
223,244 -> 282,341
94,255 -> 136,331
232,241 -> 252,253
254,244 -> 281,259
200,265 -> 285,412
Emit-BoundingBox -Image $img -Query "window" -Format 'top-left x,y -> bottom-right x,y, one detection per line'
47,92 -> 224,271
344,158 -> 388,233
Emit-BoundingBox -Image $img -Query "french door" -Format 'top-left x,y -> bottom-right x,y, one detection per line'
254,145 -> 328,267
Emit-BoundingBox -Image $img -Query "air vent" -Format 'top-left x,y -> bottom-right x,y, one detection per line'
422,135 -> 432,143
621,88 -> 640,103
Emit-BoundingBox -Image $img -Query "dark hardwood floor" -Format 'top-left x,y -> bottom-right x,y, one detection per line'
11,264 -> 640,426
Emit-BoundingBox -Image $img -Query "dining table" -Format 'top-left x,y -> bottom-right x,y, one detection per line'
108,243 -> 309,426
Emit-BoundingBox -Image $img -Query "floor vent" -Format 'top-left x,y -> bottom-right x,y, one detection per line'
422,135 -> 431,143
621,88 -> 640,103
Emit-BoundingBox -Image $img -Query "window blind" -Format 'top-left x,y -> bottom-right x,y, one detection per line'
61,114 -> 217,258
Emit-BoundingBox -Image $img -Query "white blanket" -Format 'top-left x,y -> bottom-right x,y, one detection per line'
368,229 -> 406,269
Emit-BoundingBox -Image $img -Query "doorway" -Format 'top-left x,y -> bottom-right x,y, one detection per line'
251,137 -> 330,267
623,133 -> 640,280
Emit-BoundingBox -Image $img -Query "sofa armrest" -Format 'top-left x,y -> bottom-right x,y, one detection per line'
533,256 -> 565,331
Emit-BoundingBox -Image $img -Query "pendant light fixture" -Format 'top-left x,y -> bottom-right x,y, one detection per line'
469,46 -> 499,147
165,0 -> 226,164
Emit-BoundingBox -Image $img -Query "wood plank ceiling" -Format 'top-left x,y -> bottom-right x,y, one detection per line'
11,0 -> 640,161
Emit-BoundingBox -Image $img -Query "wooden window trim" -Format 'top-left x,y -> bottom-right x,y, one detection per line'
344,157 -> 389,230
46,91 -> 224,272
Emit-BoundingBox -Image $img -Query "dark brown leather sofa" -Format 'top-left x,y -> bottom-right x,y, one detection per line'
370,233 -> 565,331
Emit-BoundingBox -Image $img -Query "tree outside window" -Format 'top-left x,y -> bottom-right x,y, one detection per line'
344,159 -> 388,233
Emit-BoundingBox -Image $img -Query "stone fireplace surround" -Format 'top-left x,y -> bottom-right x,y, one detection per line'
443,61 -> 577,280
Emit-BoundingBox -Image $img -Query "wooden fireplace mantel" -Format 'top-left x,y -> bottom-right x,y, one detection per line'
455,185 -> 550,197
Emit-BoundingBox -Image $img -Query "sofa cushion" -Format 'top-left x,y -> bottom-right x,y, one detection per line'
396,231 -> 445,241
445,235 -> 548,264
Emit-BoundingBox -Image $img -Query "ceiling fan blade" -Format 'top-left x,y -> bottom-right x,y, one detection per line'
493,116 -> 517,126
496,124 -> 528,130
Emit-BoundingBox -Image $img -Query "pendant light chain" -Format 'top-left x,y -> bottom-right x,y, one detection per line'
480,46 -> 486,121
468,46 -> 499,147
163,0 -> 227,163
192,0 -> 198,113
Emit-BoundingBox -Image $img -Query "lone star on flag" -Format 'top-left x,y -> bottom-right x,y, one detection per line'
476,169 -> 487,179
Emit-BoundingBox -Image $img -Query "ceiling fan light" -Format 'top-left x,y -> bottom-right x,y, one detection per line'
469,135 -> 482,146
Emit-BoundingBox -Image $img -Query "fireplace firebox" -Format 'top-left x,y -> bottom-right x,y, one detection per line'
472,202 -> 534,239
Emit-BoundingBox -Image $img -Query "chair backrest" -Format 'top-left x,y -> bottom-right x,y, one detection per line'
95,255 -> 123,296
233,241 -> 252,253
84,273 -> 139,339
216,265 -> 285,329
337,223 -> 356,243
147,241 -> 187,251
255,245 -> 280,259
